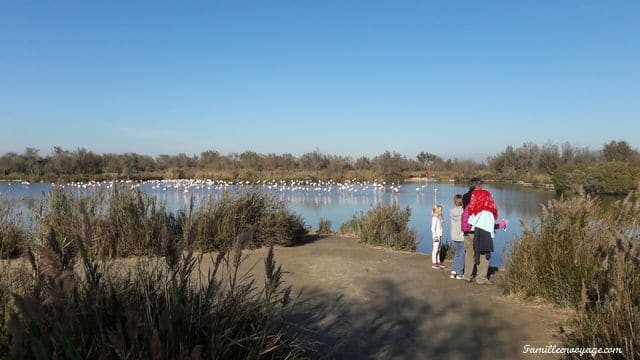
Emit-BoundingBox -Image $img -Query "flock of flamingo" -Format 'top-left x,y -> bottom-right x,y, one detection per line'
4,179 -> 440,196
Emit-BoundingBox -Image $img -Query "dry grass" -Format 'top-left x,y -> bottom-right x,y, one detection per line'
0,195 -> 28,259
504,195 -> 640,359
317,218 -> 332,235
192,192 -> 307,251
0,186 -> 312,357
2,216 -> 308,358
23,187 -> 307,260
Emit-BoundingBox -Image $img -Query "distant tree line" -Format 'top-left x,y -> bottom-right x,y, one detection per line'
0,147 -> 464,183
489,140 -> 640,194
1,140 -> 638,194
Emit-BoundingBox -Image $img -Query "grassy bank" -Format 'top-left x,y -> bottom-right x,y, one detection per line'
340,204 -> 418,251
504,195 -> 639,359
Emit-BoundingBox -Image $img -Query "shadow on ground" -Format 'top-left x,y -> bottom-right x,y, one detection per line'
292,234 -> 351,247
291,234 -> 325,247
290,278 -> 523,359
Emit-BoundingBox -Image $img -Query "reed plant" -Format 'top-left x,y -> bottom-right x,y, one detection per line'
0,195 -> 28,259
318,218 -> 332,235
3,215 -> 307,358
29,187 -> 177,259
193,192 -> 306,251
342,204 -> 417,251
504,195 -> 640,358
0,187 -> 311,358
95,186 -> 181,258
31,187 -> 89,263
339,214 -> 361,235
20,187 -> 307,261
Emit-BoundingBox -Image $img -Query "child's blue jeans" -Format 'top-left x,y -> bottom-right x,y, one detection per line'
452,241 -> 465,275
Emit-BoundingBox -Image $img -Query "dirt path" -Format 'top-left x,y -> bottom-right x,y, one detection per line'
222,235 -> 569,359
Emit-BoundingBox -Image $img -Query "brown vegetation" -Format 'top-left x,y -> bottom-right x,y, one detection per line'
504,195 -> 640,358
1,227 -> 306,358
1,187 -> 307,261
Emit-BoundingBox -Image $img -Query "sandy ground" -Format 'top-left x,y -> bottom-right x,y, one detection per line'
227,235 -> 570,360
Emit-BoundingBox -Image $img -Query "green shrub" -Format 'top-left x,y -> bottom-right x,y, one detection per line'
256,205 -> 307,246
552,162 -> 639,195
504,195 -> 640,358
193,192 -> 307,251
343,204 -> 417,251
585,162 -> 638,195
551,164 -> 589,193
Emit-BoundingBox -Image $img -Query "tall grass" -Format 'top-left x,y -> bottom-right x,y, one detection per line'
341,204 -> 417,251
97,186 -> 181,257
193,192 -> 307,251
504,195 -> 640,358
0,195 -> 28,259
17,186 -> 307,260
318,218 -> 332,235
30,187 -> 181,259
0,186 -> 311,358
339,214 -> 360,235
3,215 -> 307,358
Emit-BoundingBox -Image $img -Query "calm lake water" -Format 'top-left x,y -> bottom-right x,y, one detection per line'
0,180 -> 557,266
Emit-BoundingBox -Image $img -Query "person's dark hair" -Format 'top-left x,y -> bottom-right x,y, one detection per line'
470,177 -> 483,187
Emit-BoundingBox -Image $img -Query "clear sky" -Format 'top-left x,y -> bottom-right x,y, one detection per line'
1,0 -> 638,160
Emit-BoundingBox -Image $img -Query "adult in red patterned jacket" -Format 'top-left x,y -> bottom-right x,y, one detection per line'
466,179 -> 504,285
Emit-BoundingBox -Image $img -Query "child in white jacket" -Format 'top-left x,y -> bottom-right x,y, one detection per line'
431,204 -> 444,269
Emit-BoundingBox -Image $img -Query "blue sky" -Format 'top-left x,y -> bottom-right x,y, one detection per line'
1,0 -> 638,160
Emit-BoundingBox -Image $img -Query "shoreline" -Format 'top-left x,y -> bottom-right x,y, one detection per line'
405,176 -> 556,191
